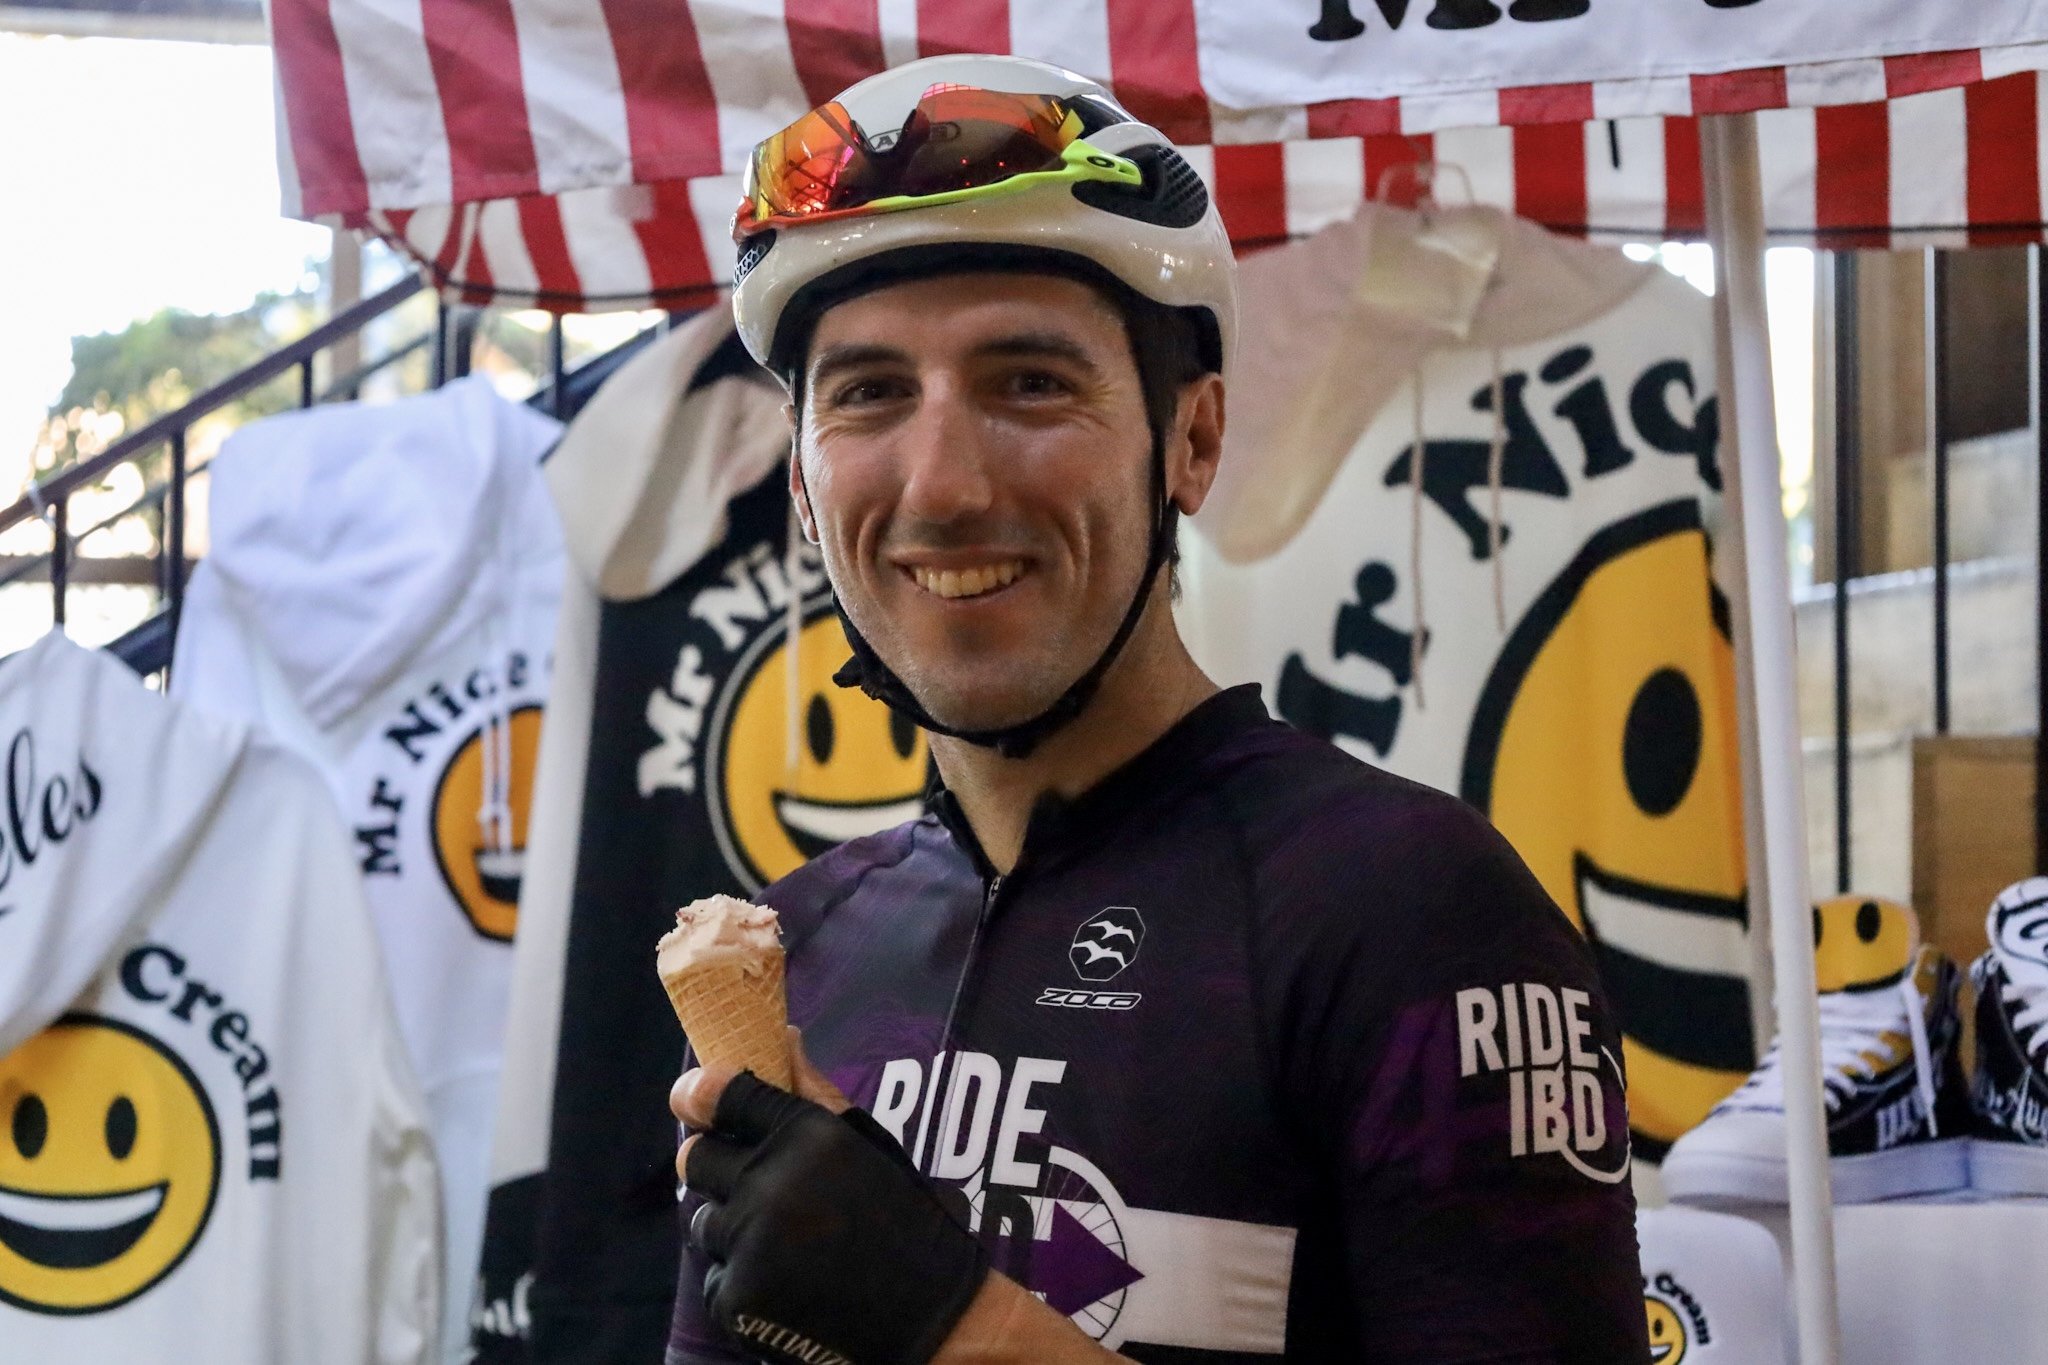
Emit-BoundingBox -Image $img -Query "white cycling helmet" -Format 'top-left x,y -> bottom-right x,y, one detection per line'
729,53 -> 1236,383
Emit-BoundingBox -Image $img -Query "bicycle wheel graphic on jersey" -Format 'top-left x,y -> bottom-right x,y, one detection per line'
1041,1148 -> 1134,1343
966,1146 -> 1144,1348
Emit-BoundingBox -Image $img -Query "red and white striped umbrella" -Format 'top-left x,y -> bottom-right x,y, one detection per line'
268,0 -> 2048,308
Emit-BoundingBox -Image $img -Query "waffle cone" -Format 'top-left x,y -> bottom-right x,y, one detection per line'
661,953 -> 792,1090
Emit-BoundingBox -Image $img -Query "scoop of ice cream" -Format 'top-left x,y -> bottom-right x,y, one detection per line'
656,895 -> 782,978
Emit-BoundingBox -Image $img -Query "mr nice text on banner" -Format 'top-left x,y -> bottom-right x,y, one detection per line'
1197,0 -> 2044,109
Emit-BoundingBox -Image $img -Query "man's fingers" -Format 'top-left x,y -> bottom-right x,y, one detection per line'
688,1199 -> 733,1261
712,1070 -> 814,1144
789,1028 -> 851,1115
675,1131 -> 697,1184
671,1063 -> 740,1129
683,1132 -> 752,1201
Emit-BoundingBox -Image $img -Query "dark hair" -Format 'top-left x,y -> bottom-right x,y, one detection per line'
1116,289 -> 1207,590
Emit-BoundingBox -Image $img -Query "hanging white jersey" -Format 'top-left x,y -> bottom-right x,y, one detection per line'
0,631 -> 438,1362
171,373 -> 565,1362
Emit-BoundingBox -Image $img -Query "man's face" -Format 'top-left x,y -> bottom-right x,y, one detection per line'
793,272 -> 1163,733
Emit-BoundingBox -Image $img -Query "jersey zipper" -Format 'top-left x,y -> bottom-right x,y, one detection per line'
921,872 -> 1003,1176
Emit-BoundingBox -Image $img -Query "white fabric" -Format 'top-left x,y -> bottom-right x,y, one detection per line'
1634,1205 -> 1787,1364
359,72 -> 2048,317
1706,1203 -> 2048,1364
1210,203 -> 1647,563
545,313 -> 790,601
1985,876 -> 2048,1061
280,0 -> 2048,220
171,375 -> 565,1363
0,633 -> 438,1363
1196,2 -> 2047,110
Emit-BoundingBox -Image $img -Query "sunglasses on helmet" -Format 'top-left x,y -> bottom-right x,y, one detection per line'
734,84 -> 1142,241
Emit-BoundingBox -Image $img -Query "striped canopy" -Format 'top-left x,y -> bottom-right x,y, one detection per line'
267,0 -> 2048,310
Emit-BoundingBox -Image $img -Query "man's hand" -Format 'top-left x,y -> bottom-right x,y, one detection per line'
671,1031 -> 988,1365
672,1028 -> 850,1177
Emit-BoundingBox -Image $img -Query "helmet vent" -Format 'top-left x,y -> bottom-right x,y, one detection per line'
734,229 -> 776,285
1072,146 -> 1209,229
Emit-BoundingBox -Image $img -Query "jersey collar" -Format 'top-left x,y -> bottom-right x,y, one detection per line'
929,683 -> 1272,879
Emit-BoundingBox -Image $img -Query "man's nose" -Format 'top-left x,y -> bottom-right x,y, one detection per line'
895,385 -> 994,525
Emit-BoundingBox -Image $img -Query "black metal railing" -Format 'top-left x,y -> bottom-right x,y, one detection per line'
6,275 -> 426,655
1825,244 -> 2048,880
9,273 -> 642,681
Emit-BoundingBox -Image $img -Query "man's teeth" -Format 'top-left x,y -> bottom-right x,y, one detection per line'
910,561 -> 1025,600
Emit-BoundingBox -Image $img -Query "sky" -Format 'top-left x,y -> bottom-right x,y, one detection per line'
0,33 -> 332,496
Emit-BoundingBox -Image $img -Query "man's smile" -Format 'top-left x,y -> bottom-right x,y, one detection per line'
905,560 -> 1028,600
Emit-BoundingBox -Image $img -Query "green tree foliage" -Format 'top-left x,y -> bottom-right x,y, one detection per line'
34,276 -> 320,477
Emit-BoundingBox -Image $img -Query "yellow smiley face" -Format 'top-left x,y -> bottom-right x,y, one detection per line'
1812,895 -> 1915,993
713,610 -> 929,891
432,704 -> 543,942
1465,506 -> 1753,1151
0,1015 -> 219,1314
1643,1294 -> 1689,1364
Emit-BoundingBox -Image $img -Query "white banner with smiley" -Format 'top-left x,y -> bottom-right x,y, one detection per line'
1181,207 -> 1757,1160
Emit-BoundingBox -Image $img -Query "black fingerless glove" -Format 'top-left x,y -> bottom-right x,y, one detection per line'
684,1072 -> 990,1365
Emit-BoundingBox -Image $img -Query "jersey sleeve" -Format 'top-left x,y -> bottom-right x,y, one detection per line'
1250,787 -> 1649,1363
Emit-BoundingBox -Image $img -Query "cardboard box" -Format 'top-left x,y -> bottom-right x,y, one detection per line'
1911,734 -> 2038,966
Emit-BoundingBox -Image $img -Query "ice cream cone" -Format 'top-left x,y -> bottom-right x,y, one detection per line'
656,896 -> 793,1090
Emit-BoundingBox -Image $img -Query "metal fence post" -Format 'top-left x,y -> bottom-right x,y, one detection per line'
2033,247 -> 2048,875
1927,250 -> 1952,735
49,497 -> 67,630
1833,251 -> 1859,893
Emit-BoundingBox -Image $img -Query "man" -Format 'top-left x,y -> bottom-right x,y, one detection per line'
668,54 -> 1648,1365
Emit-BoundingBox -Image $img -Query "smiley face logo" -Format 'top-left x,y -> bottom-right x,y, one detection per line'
1812,895 -> 1915,993
0,1014 -> 219,1314
1643,1293 -> 1690,1364
709,606 -> 929,891
1464,501 -> 1754,1154
431,704 -> 543,942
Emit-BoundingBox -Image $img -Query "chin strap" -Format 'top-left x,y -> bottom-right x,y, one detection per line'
824,440 -> 1177,762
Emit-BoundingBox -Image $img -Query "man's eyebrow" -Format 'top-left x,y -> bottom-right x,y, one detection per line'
808,342 -> 911,387
807,331 -> 1103,388
973,331 -> 1101,372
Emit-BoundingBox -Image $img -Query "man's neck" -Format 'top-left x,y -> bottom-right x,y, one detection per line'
928,608 -> 1219,876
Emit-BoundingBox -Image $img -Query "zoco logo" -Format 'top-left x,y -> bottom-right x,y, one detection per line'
1070,908 -> 1144,983
0,1015 -> 221,1314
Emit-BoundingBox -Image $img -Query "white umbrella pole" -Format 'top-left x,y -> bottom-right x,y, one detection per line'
1699,112 -> 1842,1365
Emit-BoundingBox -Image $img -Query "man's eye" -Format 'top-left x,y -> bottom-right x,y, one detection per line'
1006,371 -> 1070,398
832,378 -> 904,406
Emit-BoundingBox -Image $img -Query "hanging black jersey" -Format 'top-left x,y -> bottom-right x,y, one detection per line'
481,456 -> 932,1364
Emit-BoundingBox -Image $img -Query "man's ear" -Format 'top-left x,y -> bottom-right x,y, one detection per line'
787,444 -> 820,545
1166,373 -> 1226,517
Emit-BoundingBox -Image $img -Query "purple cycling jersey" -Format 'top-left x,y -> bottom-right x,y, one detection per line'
669,685 -> 1648,1363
